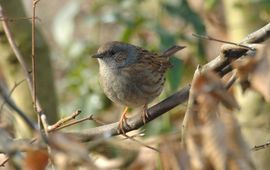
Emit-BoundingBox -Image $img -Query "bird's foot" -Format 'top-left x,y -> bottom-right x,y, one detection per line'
118,116 -> 128,134
141,105 -> 149,124
117,107 -> 130,134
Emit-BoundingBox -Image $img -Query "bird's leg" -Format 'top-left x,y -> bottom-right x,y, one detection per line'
141,104 -> 149,124
118,107 -> 129,134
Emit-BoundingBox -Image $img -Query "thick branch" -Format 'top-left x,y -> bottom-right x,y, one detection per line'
240,23 -> 270,44
69,22 -> 270,142
70,86 -> 190,142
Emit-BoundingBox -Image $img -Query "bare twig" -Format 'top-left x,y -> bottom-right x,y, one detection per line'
0,3 -> 47,129
49,114 -> 96,132
0,79 -> 25,113
192,33 -> 255,50
41,114 -> 49,135
0,16 -> 41,22
121,133 -> 160,152
0,7 -> 33,92
121,129 -> 145,139
31,0 -> 40,113
0,82 -> 37,130
251,141 -> 270,151
48,110 -> 82,131
90,116 -> 107,125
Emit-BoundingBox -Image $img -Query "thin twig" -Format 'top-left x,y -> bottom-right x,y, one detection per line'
0,82 -> 37,130
0,7 -> 33,91
192,33 -> 255,51
121,133 -> 160,152
0,79 -> 25,113
118,129 -> 159,152
121,129 -> 145,139
251,141 -> 270,151
6,79 -> 25,97
0,4 -> 49,155
41,114 -> 49,136
48,110 -> 82,131
32,0 -> 39,113
91,116 -> 107,125
0,4 -> 46,127
0,16 -> 41,22
49,114 -> 95,132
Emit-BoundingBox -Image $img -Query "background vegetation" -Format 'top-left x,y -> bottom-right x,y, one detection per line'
0,0 -> 269,169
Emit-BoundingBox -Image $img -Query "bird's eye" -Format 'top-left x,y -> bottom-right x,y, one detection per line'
109,50 -> 116,56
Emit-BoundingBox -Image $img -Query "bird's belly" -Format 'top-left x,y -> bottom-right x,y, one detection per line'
100,69 -> 162,107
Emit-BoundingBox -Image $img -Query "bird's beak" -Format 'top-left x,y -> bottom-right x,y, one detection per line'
91,53 -> 102,59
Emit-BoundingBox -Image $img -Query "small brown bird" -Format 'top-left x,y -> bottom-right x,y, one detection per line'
92,41 -> 185,133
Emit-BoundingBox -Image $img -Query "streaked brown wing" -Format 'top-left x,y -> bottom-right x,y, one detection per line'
120,48 -> 170,97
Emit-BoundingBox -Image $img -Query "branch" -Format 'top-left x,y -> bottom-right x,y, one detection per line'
69,86 -> 190,142
31,0 -> 40,112
240,23 -> 270,44
0,6 -> 32,93
0,4 -> 46,128
48,110 -> 82,131
0,82 -> 37,130
0,79 -> 25,113
204,23 -> 270,73
252,140 -> 270,151
68,22 -> 270,142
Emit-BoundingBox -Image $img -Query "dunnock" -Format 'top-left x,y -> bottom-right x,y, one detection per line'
92,41 -> 185,133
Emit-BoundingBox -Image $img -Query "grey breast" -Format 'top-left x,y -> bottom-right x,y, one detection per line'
98,61 -> 139,107
99,63 -> 165,108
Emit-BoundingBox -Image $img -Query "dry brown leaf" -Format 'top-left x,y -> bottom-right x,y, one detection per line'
184,70 -> 254,170
232,56 -> 256,92
232,44 -> 270,102
48,132 -> 97,170
24,149 -> 48,170
159,140 -> 190,170
249,45 -> 270,102
193,71 -> 239,111
128,146 -> 157,170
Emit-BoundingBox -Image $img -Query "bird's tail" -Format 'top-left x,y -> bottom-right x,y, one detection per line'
162,45 -> 185,58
